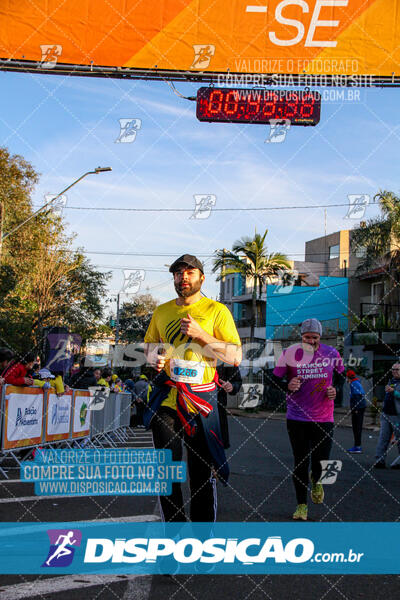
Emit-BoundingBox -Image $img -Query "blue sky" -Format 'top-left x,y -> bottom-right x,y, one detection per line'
0,70 -> 397,306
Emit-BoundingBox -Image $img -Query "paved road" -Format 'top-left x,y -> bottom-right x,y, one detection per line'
0,418 -> 398,599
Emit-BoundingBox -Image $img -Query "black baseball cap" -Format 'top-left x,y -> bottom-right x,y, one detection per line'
169,254 -> 204,274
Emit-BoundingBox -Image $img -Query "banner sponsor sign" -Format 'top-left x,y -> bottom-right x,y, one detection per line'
0,1 -> 399,76
44,392 -> 73,442
2,386 -> 44,450
72,391 -> 91,439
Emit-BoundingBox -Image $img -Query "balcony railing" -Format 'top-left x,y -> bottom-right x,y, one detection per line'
360,303 -> 400,320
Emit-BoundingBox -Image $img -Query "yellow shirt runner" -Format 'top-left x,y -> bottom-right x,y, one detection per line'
144,297 -> 241,410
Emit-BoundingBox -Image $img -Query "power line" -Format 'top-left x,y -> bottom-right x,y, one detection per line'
34,201 -> 377,212
97,264 -> 360,277
77,249 -> 367,259
97,264 -> 214,274
82,251 -> 215,257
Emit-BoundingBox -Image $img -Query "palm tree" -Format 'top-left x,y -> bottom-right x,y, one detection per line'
213,229 -> 291,345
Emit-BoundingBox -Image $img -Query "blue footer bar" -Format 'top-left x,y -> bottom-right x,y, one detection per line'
0,522 -> 396,574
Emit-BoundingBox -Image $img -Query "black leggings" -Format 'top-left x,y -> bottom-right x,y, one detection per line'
351,408 -> 365,447
151,407 -> 216,522
287,419 -> 334,505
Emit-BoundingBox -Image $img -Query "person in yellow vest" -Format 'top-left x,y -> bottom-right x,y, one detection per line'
97,368 -> 112,387
33,368 -> 67,395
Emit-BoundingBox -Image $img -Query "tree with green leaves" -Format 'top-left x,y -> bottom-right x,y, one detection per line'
351,190 -> 400,317
0,146 -> 110,355
213,229 -> 291,344
118,293 -> 159,342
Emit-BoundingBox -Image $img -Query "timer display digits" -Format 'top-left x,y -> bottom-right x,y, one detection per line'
196,87 -> 321,126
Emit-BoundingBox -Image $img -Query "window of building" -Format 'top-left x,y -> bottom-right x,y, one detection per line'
371,282 -> 384,303
355,245 -> 367,258
329,244 -> 340,259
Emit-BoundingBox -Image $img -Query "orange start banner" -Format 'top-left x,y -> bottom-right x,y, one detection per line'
0,1 -> 399,76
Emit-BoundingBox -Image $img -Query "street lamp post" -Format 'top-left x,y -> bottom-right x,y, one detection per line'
0,166 -> 112,256
115,292 -> 121,346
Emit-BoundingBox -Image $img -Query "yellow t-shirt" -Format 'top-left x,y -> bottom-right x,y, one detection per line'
144,297 -> 241,410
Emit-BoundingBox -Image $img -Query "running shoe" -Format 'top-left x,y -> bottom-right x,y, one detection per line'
373,460 -> 386,469
347,446 -> 362,453
292,504 -> 308,521
310,475 -> 324,504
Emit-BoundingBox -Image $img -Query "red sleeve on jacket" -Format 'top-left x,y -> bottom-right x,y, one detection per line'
4,364 -> 27,386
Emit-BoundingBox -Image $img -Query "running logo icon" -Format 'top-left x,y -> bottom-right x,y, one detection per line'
39,45 -> 62,68
121,269 -> 146,294
344,195 -> 370,219
265,119 -> 290,143
318,460 -> 342,484
115,119 -> 142,143
191,45 -> 215,69
273,269 -> 298,294
42,529 -> 82,567
44,194 -> 67,218
239,384 -> 264,409
88,386 -> 110,411
190,195 -> 217,219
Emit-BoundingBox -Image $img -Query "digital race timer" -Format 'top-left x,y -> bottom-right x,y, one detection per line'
196,87 -> 321,126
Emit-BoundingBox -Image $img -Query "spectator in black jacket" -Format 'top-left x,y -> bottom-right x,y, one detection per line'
68,358 -> 97,390
216,363 -> 242,449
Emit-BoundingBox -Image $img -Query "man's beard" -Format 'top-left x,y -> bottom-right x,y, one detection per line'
175,278 -> 203,298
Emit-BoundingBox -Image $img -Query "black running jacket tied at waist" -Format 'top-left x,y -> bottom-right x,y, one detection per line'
143,370 -> 229,485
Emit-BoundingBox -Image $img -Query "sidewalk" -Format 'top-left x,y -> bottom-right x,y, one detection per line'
229,406 -> 380,431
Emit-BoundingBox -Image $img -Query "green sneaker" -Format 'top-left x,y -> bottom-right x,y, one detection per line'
310,474 -> 324,504
292,504 -> 308,521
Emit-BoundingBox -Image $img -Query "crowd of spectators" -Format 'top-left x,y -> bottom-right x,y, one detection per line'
0,347 -> 150,427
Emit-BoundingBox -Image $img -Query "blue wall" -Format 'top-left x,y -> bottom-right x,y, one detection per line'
266,276 -> 348,339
